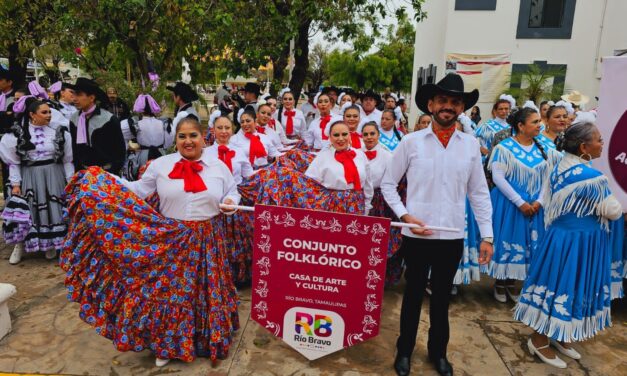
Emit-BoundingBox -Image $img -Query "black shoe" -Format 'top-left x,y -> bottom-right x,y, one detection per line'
430,357 -> 453,376
394,354 -> 411,376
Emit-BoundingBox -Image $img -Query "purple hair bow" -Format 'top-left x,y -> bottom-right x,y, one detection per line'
12,95 -> 35,114
133,94 -> 161,114
28,81 -> 49,100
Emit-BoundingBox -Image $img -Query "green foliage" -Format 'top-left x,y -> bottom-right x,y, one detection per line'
324,13 -> 415,92
506,64 -> 566,103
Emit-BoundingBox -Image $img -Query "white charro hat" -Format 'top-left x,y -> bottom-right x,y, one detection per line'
561,90 -> 589,106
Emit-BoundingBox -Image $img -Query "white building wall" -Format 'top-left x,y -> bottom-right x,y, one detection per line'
410,0 -> 627,126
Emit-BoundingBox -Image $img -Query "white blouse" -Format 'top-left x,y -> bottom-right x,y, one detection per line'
230,130 -> 281,167
273,108 -> 308,138
136,117 -> 173,149
362,143 -> 392,189
257,124 -> 284,151
305,146 -> 374,213
119,151 -> 240,221
300,102 -> 317,125
205,142 -> 254,185
0,124 -> 74,184
305,116 -> 332,150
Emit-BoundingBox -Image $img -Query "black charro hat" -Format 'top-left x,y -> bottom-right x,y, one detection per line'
415,73 -> 479,115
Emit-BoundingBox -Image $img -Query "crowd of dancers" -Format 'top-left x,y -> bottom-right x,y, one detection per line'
0,66 -> 624,375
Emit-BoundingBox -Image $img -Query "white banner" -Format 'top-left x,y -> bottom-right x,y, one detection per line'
595,56 -> 627,210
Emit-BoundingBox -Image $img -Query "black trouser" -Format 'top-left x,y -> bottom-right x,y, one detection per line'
396,236 -> 464,360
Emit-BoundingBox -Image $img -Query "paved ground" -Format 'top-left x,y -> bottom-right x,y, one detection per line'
0,243 -> 625,376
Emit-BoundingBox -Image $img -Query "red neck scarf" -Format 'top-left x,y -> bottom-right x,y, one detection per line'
284,109 -> 296,135
267,118 -> 276,130
244,132 -> 267,165
256,125 -> 266,134
218,145 -> 236,172
365,150 -> 377,160
168,158 -> 207,193
432,125 -> 456,148
320,114 -> 331,140
335,149 -> 361,190
350,132 -> 362,149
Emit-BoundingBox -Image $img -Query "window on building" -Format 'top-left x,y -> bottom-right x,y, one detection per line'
517,0 -> 577,39
455,0 -> 497,11
528,0 -> 565,28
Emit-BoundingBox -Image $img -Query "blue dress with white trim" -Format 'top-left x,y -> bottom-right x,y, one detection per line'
535,133 -> 556,151
484,137 -> 549,280
379,131 -> 401,152
474,118 -> 509,161
514,161 -> 616,342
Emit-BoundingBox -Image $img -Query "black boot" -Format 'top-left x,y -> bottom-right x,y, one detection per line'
394,354 -> 411,376
430,357 -> 453,376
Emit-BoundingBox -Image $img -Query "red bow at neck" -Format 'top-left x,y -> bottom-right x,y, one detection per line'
365,150 -> 377,160
335,149 -> 362,190
218,145 -> 236,172
284,110 -> 296,135
168,159 -> 207,193
267,118 -> 276,130
350,132 -> 362,149
244,132 -> 267,165
256,125 -> 266,134
320,115 -> 331,140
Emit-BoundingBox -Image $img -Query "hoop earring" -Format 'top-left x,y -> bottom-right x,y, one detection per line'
579,153 -> 592,162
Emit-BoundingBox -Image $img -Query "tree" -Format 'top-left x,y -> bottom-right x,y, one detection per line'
324,13 -> 416,92
0,0 -> 68,87
306,44 -> 329,91
222,0 -> 426,99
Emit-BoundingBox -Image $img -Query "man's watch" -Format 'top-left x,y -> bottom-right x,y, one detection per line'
482,237 -> 494,244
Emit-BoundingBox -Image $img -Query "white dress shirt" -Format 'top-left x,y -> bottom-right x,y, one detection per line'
119,151 -> 240,221
363,143 -> 392,189
358,108 -> 382,133
273,108 -> 308,138
0,124 -> 74,184
305,146 -> 374,213
381,127 -> 493,240
205,142 -> 254,185
230,129 -> 280,167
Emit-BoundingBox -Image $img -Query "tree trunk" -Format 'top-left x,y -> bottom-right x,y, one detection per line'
288,20 -> 311,105
271,43 -> 291,97
8,42 -> 27,88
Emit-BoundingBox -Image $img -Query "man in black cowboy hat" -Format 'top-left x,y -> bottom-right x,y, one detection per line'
167,81 -> 200,122
381,74 -> 493,376
234,82 -> 261,126
66,77 -> 126,174
358,89 -> 382,131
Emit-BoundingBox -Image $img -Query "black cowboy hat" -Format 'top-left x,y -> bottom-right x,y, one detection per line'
322,85 -> 339,95
415,73 -> 479,114
0,67 -> 15,82
167,81 -> 199,102
65,77 -> 108,103
360,89 -> 382,104
243,82 -> 261,96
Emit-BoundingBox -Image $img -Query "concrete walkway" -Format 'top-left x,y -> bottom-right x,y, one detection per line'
0,243 -> 625,376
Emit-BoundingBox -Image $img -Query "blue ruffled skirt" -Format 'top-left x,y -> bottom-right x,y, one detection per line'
513,214 -> 612,342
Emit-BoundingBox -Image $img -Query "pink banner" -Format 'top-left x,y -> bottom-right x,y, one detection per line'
251,205 -> 390,360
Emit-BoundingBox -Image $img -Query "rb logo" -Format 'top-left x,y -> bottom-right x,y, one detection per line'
295,311 -> 332,337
